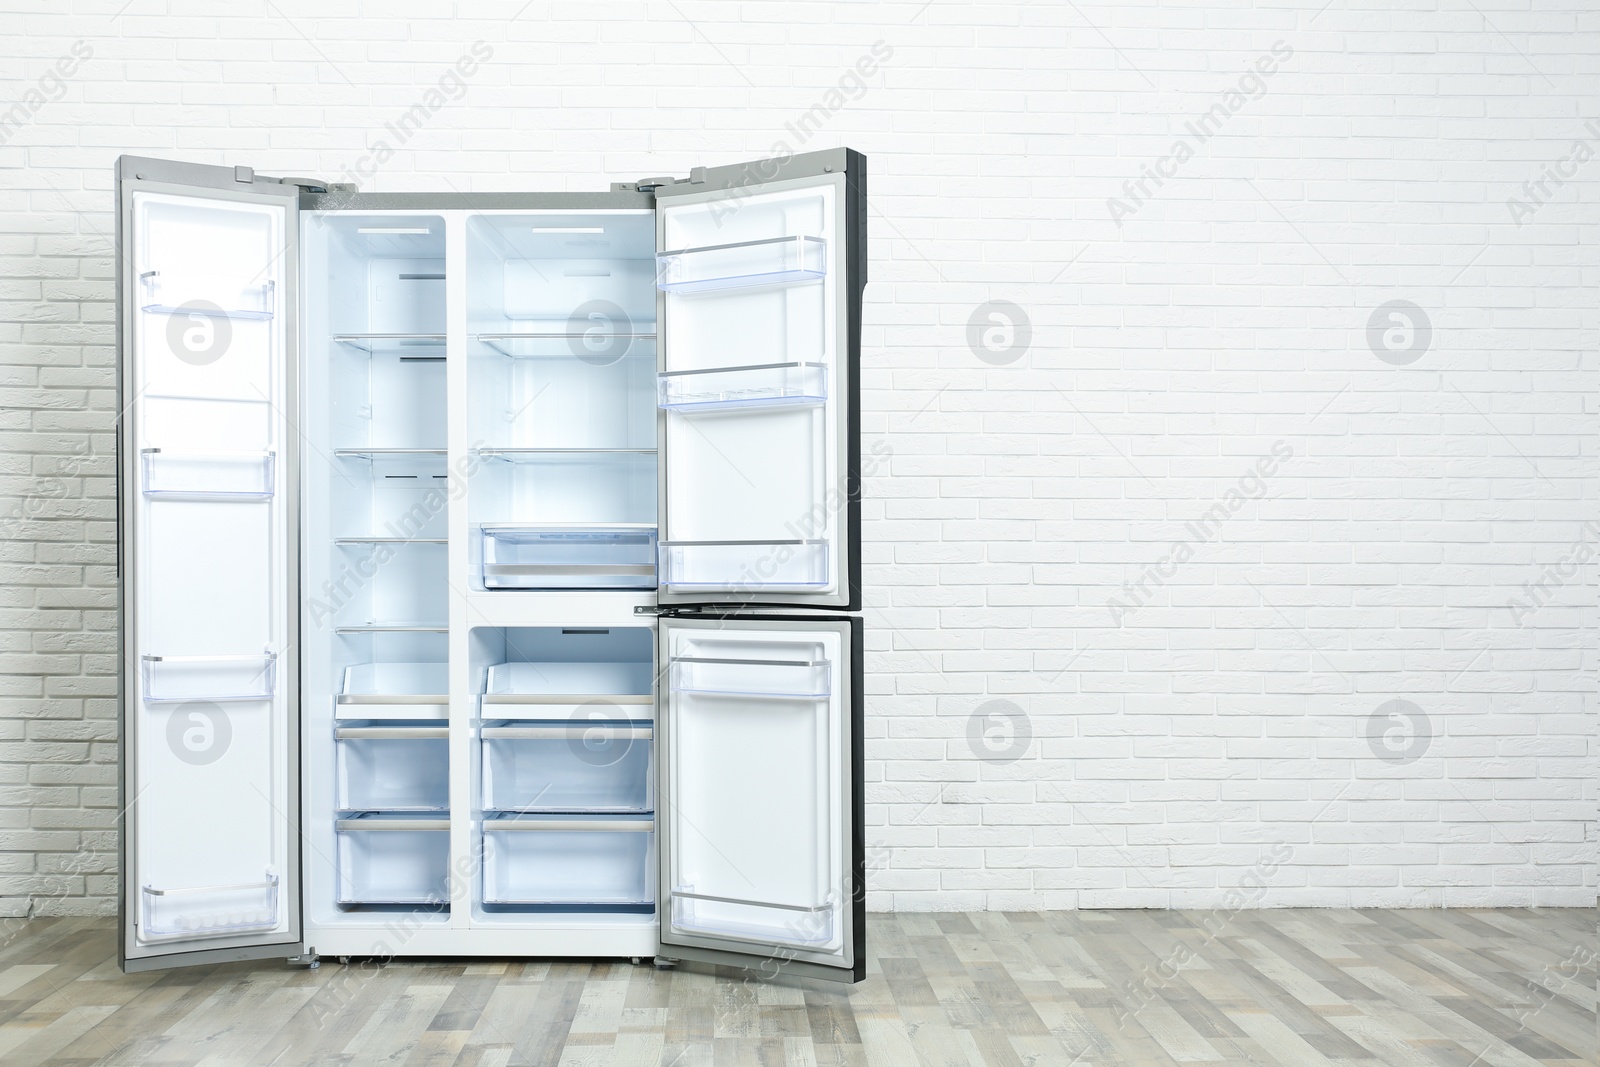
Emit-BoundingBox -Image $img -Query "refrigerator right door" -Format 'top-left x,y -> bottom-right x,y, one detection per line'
656,615 -> 864,983
654,148 -> 865,610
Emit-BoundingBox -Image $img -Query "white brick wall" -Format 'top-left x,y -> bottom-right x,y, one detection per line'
1,1 -> 1593,917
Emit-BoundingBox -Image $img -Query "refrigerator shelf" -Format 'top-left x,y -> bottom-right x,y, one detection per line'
334,624 -> 448,634
336,727 -> 449,812
656,235 -> 827,294
668,654 -> 832,700
333,333 -> 446,355
335,537 -> 448,545
141,448 -> 276,499
479,523 -> 658,591
140,651 -> 277,703
482,724 -> 653,814
336,813 -> 450,906
475,332 -> 656,359
669,888 -> 835,947
482,813 -> 655,907
658,362 -> 827,413
474,448 -> 657,459
658,539 -> 830,591
140,873 -> 280,941
139,271 -> 275,320
335,448 -> 447,460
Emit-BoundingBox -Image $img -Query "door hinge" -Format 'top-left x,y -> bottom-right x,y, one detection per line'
275,176 -> 335,194
614,167 -> 707,194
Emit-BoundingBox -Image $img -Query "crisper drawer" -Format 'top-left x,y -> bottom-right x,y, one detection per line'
480,524 -> 657,590
335,814 -> 450,905
481,724 -> 652,813
481,814 -> 654,906
335,727 -> 449,811
140,871 -> 279,942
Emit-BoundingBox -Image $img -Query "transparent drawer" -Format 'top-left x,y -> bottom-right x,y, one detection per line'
141,652 -> 277,703
335,814 -> 450,905
656,235 -> 827,294
480,524 -> 657,591
481,814 -> 654,906
141,448 -> 275,498
658,362 -> 827,413
482,661 -> 653,720
337,662 -> 448,720
140,271 -> 275,320
336,727 -> 449,811
669,655 -> 831,700
140,872 -> 279,942
482,724 -> 652,813
658,539 -> 829,591
669,887 -> 835,948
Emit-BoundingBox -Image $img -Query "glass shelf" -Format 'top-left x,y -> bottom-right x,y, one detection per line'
141,448 -> 275,499
335,813 -> 450,906
141,872 -> 279,941
479,524 -> 657,591
481,813 -> 654,907
140,271 -> 275,320
482,724 -> 653,814
474,448 -> 656,461
334,448 -> 447,460
337,662 -> 449,720
141,652 -> 277,703
668,654 -> 832,700
333,334 -> 446,355
475,332 -> 656,359
656,235 -> 827,294
658,539 -> 830,591
333,624 -> 448,634
658,362 -> 827,413
335,537 -> 448,545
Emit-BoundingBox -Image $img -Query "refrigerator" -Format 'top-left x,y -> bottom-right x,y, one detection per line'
115,148 -> 867,985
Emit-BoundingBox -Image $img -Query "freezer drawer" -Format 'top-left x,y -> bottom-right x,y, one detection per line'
481,814 -> 654,906
337,661 -> 448,720
335,814 -> 450,905
481,724 -> 652,813
480,524 -> 657,590
139,872 -> 280,942
335,727 -> 449,812
481,657 -> 653,721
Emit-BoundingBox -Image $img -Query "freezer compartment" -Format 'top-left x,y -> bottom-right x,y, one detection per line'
335,813 -> 450,906
482,724 -> 653,813
140,652 -> 277,703
337,661 -> 448,720
658,539 -> 830,592
658,362 -> 826,413
656,235 -> 827,294
140,271 -> 275,320
139,872 -> 280,942
669,889 -> 835,947
481,813 -> 654,906
141,448 -> 275,498
668,653 -> 831,700
335,727 -> 450,811
480,639 -> 653,720
480,523 -> 657,590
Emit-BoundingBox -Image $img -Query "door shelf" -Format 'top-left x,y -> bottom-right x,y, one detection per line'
333,334 -> 446,355
482,724 -> 653,814
482,813 -> 654,906
141,448 -> 275,499
668,655 -> 831,700
476,332 -> 656,359
335,813 -> 451,906
336,727 -> 450,812
139,272 -> 275,320
669,888 -> 835,947
337,662 -> 449,720
658,539 -> 830,591
141,652 -> 277,703
140,873 -> 280,942
658,362 -> 827,413
656,235 -> 827,294
480,524 -> 658,591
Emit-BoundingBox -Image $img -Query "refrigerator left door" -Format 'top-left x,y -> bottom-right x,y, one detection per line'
117,157 -> 304,971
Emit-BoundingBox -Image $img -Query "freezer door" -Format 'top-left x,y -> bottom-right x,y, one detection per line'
116,157 -> 303,971
654,149 -> 866,609
656,615 -> 865,983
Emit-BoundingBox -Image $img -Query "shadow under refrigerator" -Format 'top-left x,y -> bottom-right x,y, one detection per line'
116,149 -> 867,983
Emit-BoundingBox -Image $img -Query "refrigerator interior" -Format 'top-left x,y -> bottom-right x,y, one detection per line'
465,212 -> 658,591
471,627 -> 657,920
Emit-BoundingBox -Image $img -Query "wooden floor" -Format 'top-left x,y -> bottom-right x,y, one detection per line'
0,910 -> 1590,1066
